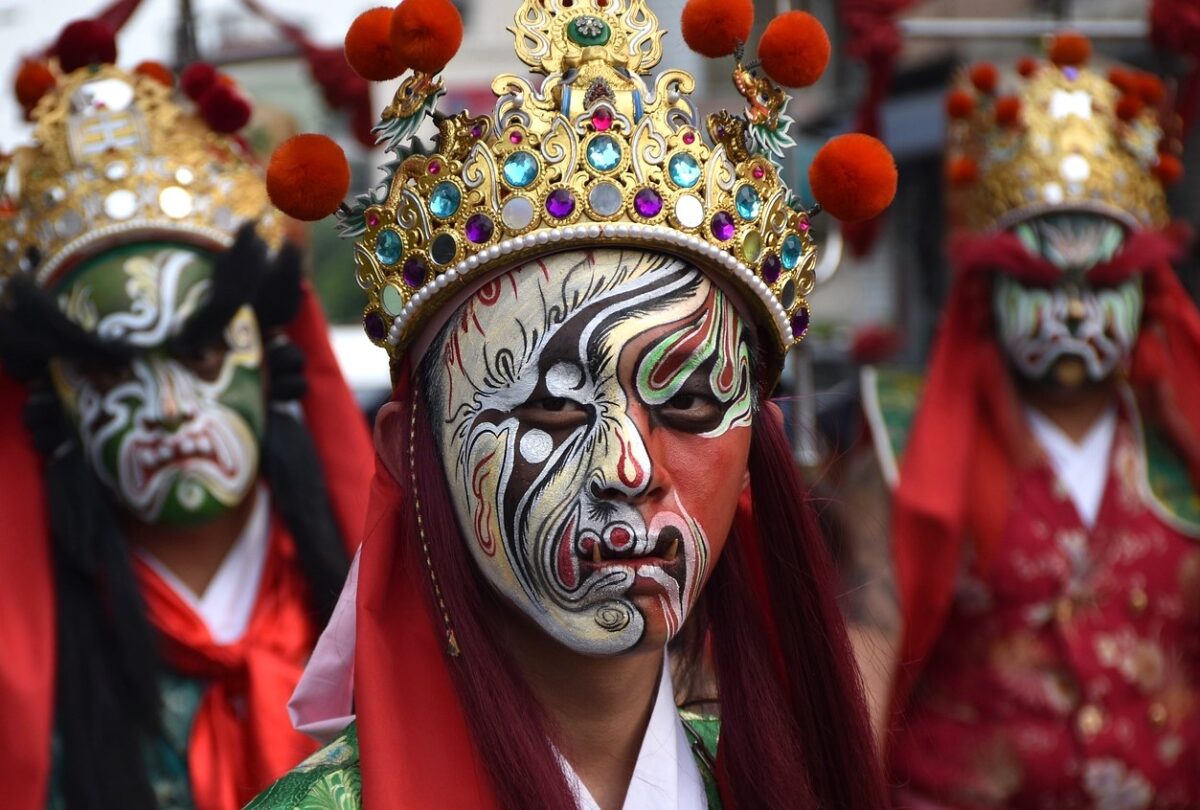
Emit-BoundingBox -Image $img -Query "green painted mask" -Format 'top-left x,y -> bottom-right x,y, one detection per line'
49,242 -> 266,528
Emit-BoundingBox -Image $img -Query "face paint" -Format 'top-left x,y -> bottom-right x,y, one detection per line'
426,249 -> 755,655
994,213 -> 1145,384
50,243 -> 265,527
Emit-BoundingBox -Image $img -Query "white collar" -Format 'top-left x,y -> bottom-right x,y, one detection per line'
136,485 -> 271,645
563,654 -> 707,810
1024,405 -> 1118,528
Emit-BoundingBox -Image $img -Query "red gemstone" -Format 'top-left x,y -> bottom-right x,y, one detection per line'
366,212 -> 380,228
428,161 -> 441,175
510,132 -> 523,144
799,220 -> 811,232
683,132 -> 695,145
592,107 -> 613,132
752,166 -> 765,179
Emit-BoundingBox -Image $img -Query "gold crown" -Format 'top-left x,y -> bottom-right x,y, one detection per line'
946,54 -> 1171,233
343,0 -> 819,366
0,63 -> 283,290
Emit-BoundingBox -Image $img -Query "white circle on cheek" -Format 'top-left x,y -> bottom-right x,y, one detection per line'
545,361 -> 583,397
519,429 -> 554,465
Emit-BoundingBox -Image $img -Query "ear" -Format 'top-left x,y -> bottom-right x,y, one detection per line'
373,399 -> 409,483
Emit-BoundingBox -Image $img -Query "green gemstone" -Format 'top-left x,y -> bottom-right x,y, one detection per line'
568,16 -> 611,46
380,284 -> 404,316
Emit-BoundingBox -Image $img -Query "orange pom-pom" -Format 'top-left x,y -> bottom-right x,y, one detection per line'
389,0 -> 462,75
946,89 -> 975,119
681,0 -> 753,58
345,7 -> 407,81
1048,31 -> 1091,67
1136,74 -> 1165,106
1016,56 -> 1039,78
14,60 -> 55,112
969,62 -> 998,94
759,12 -> 830,88
808,134 -> 897,223
1154,153 -> 1183,185
1116,94 -> 1145,121
267,134 -> 351,221
1108,67 -> 1134,93
134,61 -> 174,87
994,96 -> 1021,126
947,157 -> 979,186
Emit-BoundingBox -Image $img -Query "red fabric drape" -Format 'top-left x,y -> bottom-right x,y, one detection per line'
134,522 -> 319,810
887,230 -> 1200,734
0,282 -> 370,810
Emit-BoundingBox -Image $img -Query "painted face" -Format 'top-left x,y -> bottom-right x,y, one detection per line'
993,213 -> 1144,385
49,243 -> 265,527
425,249 -> 755,655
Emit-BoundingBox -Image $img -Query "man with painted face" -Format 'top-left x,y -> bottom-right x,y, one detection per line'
248,0 -> 898,807
839,34 -> 1200,808
0,21 -> 372,810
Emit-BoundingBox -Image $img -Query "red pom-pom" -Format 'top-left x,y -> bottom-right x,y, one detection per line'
681,0 -> 753,59
1116,94 -> 1145,121
267,134 -> 350,221
1048,31 -> 1091,67
181,62 -> 217,101
199,84 -> 252,133
1136,74 -> 1165,106
1108,67 -> 1134,93
1154,153 -> 1183,185
969,62 -> 998,94
1016,56 -> 1039,78
946,88 -> 975,119
345,7 -> 407,81
994,96 -> 1022,126
389,0 -> 463,75
15,60 -> 55,113
947,157 -> 979,186
759,12 -> 830,88
134,61 -> 174,87
54,19 -> 117,74
808,133 -> 897,223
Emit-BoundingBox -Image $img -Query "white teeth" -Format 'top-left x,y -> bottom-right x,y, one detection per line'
180,437 -> 196,455
197,435 -> 212,454
140,448 -> 156,466
157,444 -> 172,462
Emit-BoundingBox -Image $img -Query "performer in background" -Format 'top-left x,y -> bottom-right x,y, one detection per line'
0,19 -> 373,810
249,0 -> 898,807
840,33 -> 1200,808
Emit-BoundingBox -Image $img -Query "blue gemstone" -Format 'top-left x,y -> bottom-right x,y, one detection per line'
782,234 -> 802,269
502,151 -> 539,188
374,229 -> 403,265
735,185 -> 761,220
429,182 -> 461,218
586,135 -> 622,172
668,153 -> 701,188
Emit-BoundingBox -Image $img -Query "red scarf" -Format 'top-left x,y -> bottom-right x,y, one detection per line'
134,521 -> 318,810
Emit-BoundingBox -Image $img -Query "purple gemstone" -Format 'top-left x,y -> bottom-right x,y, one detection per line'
470,124 -> 483,138
1064,67 -> 1079,80
546,188 -> 576,219
762,253 -> 782,283
633,188 -> 662,218
402,256 -> 427,287
791,307 -> 810,337
710,211 -> 736,241
465,214 -> 494,244
364,312 -> 387,341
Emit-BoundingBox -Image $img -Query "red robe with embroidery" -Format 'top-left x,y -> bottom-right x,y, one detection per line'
892,413 -> 1200,808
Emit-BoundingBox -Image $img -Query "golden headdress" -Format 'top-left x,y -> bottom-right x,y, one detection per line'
267,0 -> 897,376
945,32 -> 1179,233
0,22 -> 282,291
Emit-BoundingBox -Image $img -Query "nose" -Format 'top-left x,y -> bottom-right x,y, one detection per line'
1065,295 -> 1087,336
142,358 -> 195,431
590,417 -> 672,506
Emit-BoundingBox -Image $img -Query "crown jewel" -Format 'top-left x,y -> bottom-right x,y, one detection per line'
340,0 -> 822,369
946,44 -> 1174,233
0,60 -> 282,290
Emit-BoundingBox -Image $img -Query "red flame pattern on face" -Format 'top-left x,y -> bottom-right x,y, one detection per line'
471,450 -> 499,556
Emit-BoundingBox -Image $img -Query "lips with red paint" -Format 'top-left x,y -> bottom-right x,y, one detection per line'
556,520 -> 685,591
128,425 -> 238,491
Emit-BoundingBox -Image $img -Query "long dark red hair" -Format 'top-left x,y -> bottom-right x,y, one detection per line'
379,363 -> 888,808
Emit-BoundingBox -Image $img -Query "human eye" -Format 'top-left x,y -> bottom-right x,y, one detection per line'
657,389 -> 725,433
175,336 -> 228,380
515,396 -> 589,429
